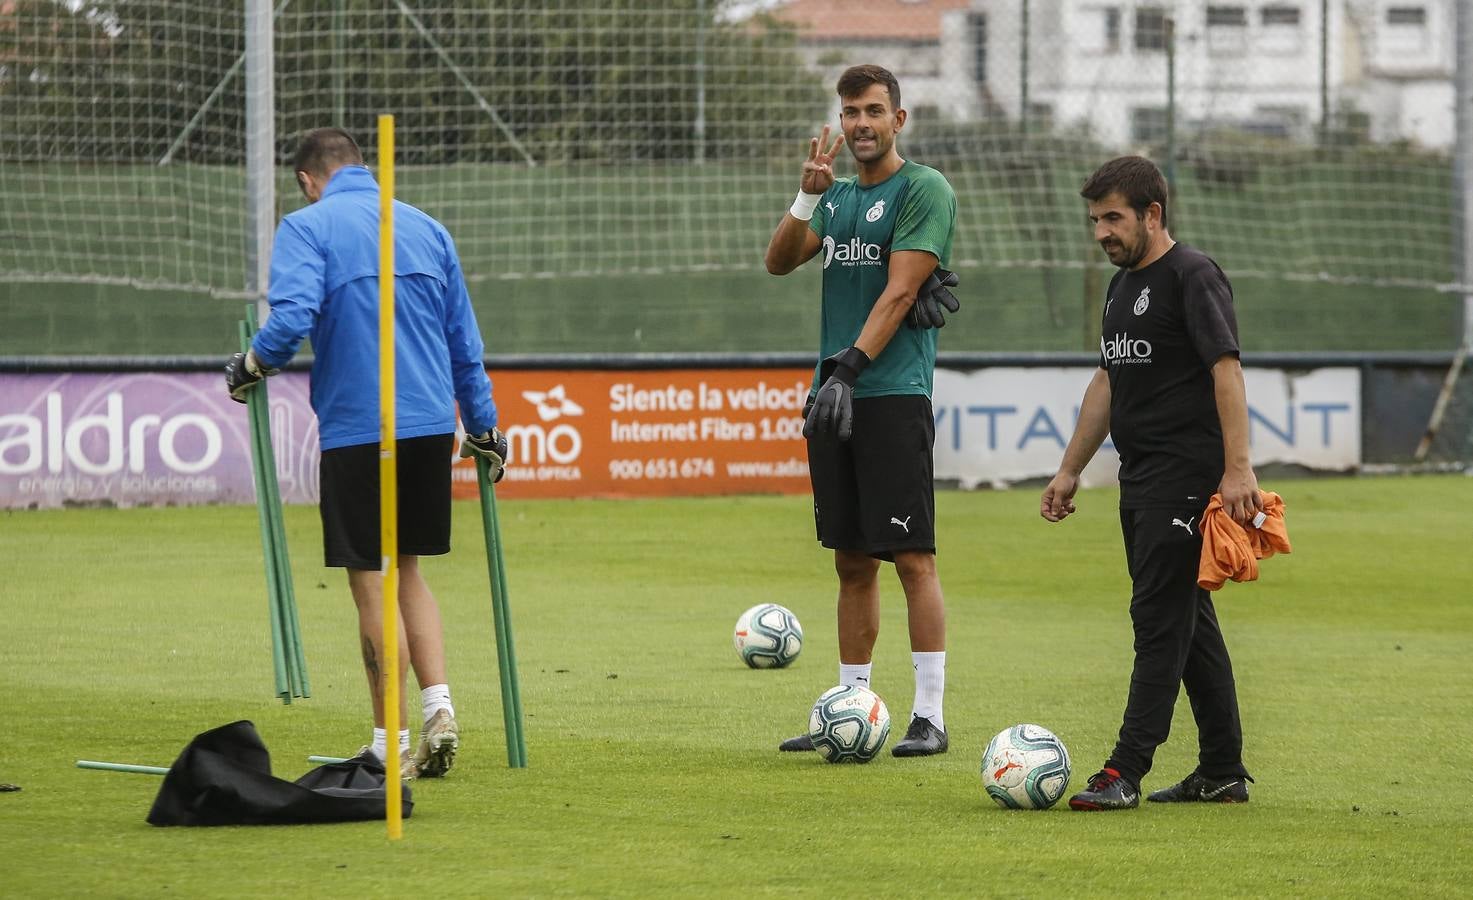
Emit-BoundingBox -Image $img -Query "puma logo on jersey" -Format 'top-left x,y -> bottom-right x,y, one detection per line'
825,201 -> 839,218
890,516 -> 912,533
1171,517 -> 1194,535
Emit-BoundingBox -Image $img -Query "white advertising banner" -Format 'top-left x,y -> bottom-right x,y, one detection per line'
932,367 -> 1361,488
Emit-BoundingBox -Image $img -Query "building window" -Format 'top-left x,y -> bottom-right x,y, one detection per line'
1131,106 -> 1169,143
1386,6 -> 1426,26
1383,5 -> 1429,54
1206,5 -> 1248,54
1259,5 -> 1303,53
1261,5 -> 1301,26
1206,5 -> 1247,26
1248,105 -> 1308,139
968,12 -> 987,86
1134,7 -> 1168,52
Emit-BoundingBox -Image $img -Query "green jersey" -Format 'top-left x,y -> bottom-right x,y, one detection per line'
808,159 -> 956,398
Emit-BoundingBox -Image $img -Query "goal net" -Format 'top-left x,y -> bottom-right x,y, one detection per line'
0,0 -> 1465,357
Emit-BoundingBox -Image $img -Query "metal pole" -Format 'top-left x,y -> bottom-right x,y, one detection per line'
244,0 -> 275,322
1415,6 -> 1473,462
1165,16 -> 1176,191
333,0 -> 346,125
695,0 -> 707,164
1020,0 -> 1030,136
1320,0 -> 1330,144
1459,0 -> 1473,341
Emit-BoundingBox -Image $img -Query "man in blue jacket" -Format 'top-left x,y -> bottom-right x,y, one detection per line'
225,127 -> 506,780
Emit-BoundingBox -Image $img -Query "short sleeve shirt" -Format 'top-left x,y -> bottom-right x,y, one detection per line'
1098,242 -> 1241,508
808,160 -> 956,398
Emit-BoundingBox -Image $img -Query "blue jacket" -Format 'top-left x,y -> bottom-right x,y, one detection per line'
252,166 -> 497,451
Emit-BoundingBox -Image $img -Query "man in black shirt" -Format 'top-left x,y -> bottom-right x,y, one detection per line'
1041,156 -> 1262,810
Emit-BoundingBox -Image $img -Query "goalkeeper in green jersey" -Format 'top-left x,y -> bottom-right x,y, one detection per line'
764,64 -> 960,758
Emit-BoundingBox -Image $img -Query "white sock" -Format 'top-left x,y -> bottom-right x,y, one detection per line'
369,728 -> 413,761
421,683 -> 455,723
371,727 -> 387,761
839,663 -> 873,689
912,651 -> 946,731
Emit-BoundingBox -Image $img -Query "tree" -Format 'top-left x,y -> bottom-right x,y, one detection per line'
2,0 -> 824,164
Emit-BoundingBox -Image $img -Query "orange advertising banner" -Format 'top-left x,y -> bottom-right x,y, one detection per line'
452,369 -> 815,499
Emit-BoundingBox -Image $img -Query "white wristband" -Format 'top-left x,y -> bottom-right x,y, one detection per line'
789,191 -> 821,221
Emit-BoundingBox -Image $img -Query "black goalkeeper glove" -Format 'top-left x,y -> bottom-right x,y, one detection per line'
802,346 -> 871,442
224,351 -> 277,403
907,267 -> 960,329
459,427 -> 509,483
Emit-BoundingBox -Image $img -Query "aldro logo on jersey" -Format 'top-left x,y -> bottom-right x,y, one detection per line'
821,235 -> 884,269
1101,332 -> 1153,365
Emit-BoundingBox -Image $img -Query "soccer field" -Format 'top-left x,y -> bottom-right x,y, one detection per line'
3,475 -> 1471,898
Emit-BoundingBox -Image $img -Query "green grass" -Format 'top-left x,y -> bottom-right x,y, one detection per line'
3,475 -> 1472,897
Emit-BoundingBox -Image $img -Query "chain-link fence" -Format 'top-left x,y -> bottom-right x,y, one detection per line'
0,0 -> 1465,355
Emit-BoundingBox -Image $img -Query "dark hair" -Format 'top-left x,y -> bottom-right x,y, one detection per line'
836,64 -> 901,111
292,127 -> 364,178
1080,156 -> 1169,229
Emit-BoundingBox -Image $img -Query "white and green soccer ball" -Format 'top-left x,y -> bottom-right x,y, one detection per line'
732,603 -> 803,669
980,723 -> 1072,809
808,685 -> 891,763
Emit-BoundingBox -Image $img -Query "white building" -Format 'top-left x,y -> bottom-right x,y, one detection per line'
770,0 -> 1457,149
1343,0 -> 1456,148
767,0 -> 975,123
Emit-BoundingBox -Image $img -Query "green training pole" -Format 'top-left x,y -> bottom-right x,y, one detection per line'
76,760 -> 169,775
245,306 -> 310,700
477,461 -> 526,767
256,363 -> 308,699
241,317 -> 290,701
490,489 -> 526,767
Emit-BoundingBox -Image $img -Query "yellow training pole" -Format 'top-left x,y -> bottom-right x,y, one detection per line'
377,114 -> 402,839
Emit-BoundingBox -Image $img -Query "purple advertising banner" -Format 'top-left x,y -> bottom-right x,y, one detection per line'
0,372 -> 320,509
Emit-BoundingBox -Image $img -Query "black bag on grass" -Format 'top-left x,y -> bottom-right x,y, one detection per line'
146,720 -> 412,826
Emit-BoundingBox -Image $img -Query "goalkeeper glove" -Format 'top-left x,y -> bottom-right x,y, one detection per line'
224,350 -> 277,403
459,427 -> 509,483
802,346 -> 870,442
907,267 -> 960,329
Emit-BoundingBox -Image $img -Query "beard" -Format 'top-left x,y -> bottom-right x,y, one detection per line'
1100,229 -> 1148,268
847,132 -> 890,163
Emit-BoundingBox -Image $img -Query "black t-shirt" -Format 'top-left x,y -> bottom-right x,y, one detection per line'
1098,242 -> 1240,508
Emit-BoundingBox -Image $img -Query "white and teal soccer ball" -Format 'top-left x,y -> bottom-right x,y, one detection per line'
733,603 -> 803,669
808,685 -> 891,763
980,723 -> 1072,809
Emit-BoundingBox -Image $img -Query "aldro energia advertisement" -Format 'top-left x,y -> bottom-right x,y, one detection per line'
0,366 -> 1360,508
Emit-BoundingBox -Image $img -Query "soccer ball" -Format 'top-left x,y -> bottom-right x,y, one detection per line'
808,685 -> 891,763
980,724 -> 1072,809
733,603 -> 803,669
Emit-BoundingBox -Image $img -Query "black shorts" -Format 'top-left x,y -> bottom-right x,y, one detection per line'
319,433 -> 455,569
806,394 -> 935,561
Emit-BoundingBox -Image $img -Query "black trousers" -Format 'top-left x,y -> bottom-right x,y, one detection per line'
1107,506 -> 1250,786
